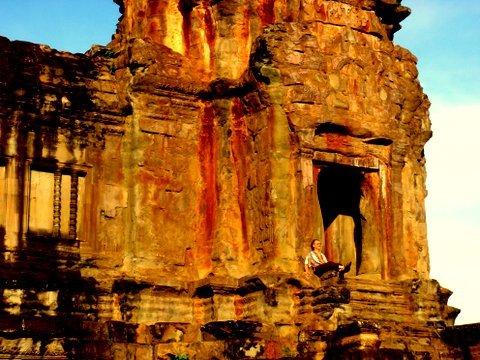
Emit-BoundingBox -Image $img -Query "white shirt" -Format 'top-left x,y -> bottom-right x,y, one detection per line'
305,250 -> 328,268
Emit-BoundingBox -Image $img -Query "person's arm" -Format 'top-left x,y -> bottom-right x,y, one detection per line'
304,253 -> 313,274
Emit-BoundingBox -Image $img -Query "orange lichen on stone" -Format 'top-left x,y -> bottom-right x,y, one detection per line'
231,99 -> 250,256
197,103 -> 218,273
0,0 -> 477,359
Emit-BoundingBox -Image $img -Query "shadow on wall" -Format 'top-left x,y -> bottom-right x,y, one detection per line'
0,225 -> 100,356
0,36 -> 104,357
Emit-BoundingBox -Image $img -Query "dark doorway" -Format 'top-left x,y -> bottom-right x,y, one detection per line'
317,165 -> 364,274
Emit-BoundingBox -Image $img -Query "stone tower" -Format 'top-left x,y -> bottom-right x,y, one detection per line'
0,0 -> 476,358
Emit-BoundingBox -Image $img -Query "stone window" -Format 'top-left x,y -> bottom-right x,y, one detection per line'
28,167 -> 85,240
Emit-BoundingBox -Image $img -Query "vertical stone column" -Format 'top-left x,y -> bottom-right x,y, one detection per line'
267,86 -> 298,272
3,122 -> 21,261
212,98 -> 252,277
188,3 -> 216,79
3,158 -> 21,255
358,171 -> 383,277
311,164 -> 325,245
52,169 -> 62,238
69,171 -> 79,240
21,159 -> 32,242
20,131 -> 35,243
205,1 -> 251,79
387,162 -> 406,279
401,158 -> 430,278
0,161 -> 5,243
296,158 -> 324,260
379,165 -> 392,280
314,165 -> 335,262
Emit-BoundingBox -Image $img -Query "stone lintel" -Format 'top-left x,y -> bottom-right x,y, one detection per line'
309,151 -> 380,171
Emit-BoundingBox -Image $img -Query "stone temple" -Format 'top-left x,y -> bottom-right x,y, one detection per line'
0,0 -> 479,358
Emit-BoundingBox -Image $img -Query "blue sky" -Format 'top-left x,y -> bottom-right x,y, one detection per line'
1,1 -> 479,324
396,0 -> 480,325
396,0 -> 480,104
0,1 -> 119,53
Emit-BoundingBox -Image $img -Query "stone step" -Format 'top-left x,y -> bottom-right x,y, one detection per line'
347,305 -> 414,319
342,311 -> 415,325
349,290 -> 411,304
349,298 -> 415,313
346,278 -> 407,294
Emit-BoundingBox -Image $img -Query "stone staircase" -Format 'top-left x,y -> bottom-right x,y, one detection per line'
345,278 -> 415,321
340,278 -> 457,358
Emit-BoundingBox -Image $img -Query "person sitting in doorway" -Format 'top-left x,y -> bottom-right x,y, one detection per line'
304,239 -> 351,280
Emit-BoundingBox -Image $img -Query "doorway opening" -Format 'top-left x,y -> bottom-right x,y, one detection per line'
317,165 -> 364,275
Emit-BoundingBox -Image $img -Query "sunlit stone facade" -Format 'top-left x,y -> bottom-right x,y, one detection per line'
0,1 -> 476,358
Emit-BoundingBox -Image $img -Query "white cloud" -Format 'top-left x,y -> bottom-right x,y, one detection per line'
425,101 -> 480,324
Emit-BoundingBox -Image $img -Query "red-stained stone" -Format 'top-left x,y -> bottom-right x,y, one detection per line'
258,0 -> 276,27
197,103 -> 217,271
0,0 -> 477,359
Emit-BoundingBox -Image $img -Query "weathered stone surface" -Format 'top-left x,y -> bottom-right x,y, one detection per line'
0,0 -> 478,359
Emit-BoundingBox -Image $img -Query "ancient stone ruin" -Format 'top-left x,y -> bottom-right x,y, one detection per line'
1,0 -> 479,358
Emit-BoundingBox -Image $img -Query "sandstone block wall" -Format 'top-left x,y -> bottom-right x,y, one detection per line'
0,0 -> 476,358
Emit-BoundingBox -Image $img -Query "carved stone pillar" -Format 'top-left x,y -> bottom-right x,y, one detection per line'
69,171 -> 79,240
52,169 -> 62,238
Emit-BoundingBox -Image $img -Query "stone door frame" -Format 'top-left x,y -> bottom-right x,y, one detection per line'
300,150 -> 391,279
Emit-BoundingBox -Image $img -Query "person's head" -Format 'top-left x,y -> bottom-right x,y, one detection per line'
310,239 -> 322,251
